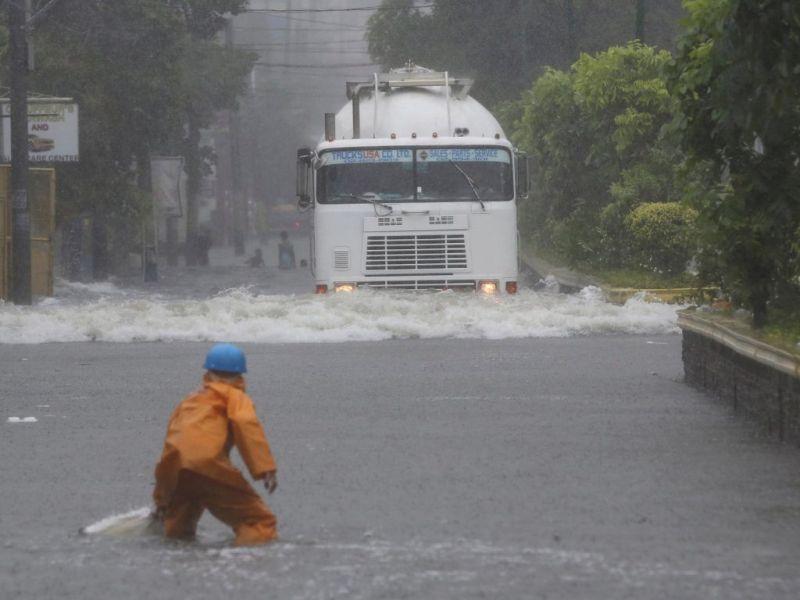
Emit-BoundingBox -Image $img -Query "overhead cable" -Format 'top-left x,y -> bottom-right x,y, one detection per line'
254,62 -> 376,68
247,4 -> 433,12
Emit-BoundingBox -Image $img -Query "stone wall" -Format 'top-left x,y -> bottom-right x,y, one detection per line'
683,329 -> 800,445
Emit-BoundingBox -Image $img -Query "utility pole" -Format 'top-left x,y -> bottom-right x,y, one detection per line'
564,0 -> 578,65
226,19 -> 245,257
8,0 -> 31,304
635,0 -> 646,43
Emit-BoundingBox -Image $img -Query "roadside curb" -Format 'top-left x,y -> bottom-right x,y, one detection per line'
678,309 -> 800,445
678,310 -> 800,380
519,246 -> 715,304
605,287 -> 717,305
518,246 -> 599,293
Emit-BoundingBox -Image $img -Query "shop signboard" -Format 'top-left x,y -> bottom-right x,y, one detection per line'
0,99 -> 79,163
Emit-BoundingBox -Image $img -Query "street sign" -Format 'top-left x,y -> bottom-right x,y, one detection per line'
0,99 -> 79,163
150,156 -> 184,217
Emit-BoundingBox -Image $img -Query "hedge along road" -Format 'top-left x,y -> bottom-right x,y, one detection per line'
2,335 -> 800,600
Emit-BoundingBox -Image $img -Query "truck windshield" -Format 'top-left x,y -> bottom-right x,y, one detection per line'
317,149 -> 415,204
316,147 -> 513,204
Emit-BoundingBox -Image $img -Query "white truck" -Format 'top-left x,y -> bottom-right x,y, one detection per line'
296,65 -> 528,294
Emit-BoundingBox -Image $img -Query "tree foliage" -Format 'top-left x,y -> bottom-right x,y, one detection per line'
367,0 -> 685,107
511,43 -> 694,273
626,202 -> 698,274
5,0 -> 254,274
670,0 -> 800,326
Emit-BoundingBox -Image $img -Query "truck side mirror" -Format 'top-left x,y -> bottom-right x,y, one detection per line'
515,151 -> 531,200
296,147 -> 312,208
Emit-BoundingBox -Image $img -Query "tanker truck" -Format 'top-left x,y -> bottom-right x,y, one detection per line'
296,65 -> 528,294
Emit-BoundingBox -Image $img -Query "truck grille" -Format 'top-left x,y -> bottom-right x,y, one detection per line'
333,248 -> 350,270
362,280 -> 476,291
365,234 -> 468,272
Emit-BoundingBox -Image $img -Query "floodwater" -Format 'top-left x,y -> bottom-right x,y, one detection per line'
4,244 -> 800,599
0,277 -> 681,344
14,528 -> 796,599
4,335 -> 800,600
0,233 -> 684,345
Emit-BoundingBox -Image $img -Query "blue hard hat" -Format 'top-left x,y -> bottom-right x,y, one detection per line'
203,343 -> 247,374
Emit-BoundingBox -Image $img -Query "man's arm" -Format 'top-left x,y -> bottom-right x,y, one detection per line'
227,391 -> 277,480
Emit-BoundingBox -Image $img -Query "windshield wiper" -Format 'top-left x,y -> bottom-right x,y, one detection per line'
345,192 -> 394,215
449,161 -> 485,211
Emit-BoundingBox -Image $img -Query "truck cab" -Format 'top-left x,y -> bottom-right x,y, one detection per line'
297,66 -> 527,294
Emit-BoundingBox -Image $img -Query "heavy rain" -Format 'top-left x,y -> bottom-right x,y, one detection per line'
2,1 -> 800,599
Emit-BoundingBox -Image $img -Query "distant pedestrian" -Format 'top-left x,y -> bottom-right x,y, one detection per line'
246,248 -> 265,268
196,228 -> 212,266
278,231 -> 295,270
152,343 -> 278,546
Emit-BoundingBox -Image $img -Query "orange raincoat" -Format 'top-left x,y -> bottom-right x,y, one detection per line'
153,374 -> 277,545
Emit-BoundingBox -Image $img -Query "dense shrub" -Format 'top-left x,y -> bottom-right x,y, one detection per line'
625,202 -> 697,275
512,43 -> 699,269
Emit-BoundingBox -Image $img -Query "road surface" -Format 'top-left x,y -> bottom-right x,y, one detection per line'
2,334 -> 800,599
1,244 -> 799,598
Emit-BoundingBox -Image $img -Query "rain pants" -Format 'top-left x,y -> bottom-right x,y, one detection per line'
153,374 -> 278,545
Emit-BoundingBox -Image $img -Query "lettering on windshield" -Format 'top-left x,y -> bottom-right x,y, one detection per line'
321,149 -> 413,165
417,148 -> 510,163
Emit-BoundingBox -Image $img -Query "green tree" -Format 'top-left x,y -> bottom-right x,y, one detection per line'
170,0 -> 252,265
367,0 -> 432,69
670,0 -> 800,326
29,0 -> 188,277
7,0 -> 254,277
367,0 -> 685,107
513,43 -> 688,268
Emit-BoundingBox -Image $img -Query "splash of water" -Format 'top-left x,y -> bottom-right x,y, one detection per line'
0,284 -> 682,344
81,507 -> 157,537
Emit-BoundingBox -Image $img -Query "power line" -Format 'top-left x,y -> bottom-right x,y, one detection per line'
247,12 -> 366,29
249,88 -> 344,98
255,61 -> 375,68
233,26 -> 365,33
244,48 -> 371,55
237,39 -> 368,47
250,70 -> 370,79
247,4 -> 433,12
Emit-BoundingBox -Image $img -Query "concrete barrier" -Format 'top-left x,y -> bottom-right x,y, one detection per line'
679,310 -> 800,445
605,287 -> 717,305
518,246 -> 716,304
518,246 -> 599,293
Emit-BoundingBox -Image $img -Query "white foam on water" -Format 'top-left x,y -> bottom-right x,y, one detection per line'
7,416 -> 37,423
175,537 -> 796,597
0,287 -> 683,344
57,279 -> 131,297
82,506 -> 153,535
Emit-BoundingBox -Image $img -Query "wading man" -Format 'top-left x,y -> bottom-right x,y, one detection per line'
153,343 -> 278,545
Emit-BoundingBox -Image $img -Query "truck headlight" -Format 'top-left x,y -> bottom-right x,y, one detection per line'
478,280 -> 498,294
334,282 -> 356,293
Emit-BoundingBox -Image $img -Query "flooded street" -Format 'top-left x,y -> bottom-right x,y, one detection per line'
2,0 -> 797,597
2,244 -> 800,599
3,286 -> 800,598
0,238 -> 680,345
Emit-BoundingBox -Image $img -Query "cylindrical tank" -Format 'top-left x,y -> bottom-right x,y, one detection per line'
333,69 -> 506,141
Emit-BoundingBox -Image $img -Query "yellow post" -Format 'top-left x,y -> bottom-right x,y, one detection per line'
0,167 -> 8,300
0,165 -> 56,300
29,168 -> 55,297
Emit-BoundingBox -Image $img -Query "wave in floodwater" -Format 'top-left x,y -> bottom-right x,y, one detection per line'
0,281 -> 683,344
